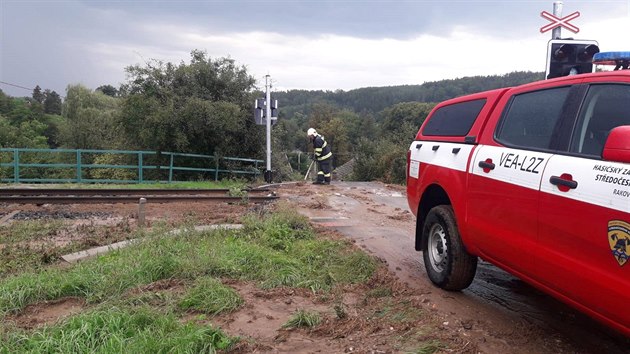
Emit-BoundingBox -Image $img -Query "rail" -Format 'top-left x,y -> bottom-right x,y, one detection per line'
0,188 -> 277,204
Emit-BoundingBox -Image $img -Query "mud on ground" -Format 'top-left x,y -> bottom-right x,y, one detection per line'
1,182 -> 629,353
0,187 -> 474,353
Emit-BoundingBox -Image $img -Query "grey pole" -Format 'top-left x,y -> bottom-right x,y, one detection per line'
265,75 -> 272,182
552,1 -> 563,39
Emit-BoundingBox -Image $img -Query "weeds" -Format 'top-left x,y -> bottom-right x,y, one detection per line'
0,306 -> 238,353
282,309 -> 321,329
178,277 -> 243,315
0,219 -> 135,279
367,286 -> 393,298
334,303 -> 347,319
0,243 -> 59,278
0,220 -> 64,243
227,185 -> 247,198
413,341 -> 446,354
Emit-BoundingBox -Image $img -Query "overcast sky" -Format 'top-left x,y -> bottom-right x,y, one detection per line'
1,0 -> 628,97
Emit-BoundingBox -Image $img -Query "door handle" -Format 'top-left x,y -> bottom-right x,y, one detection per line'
432,145 -> 439,151
550,174 -> 578,191
478,159 -> 495,172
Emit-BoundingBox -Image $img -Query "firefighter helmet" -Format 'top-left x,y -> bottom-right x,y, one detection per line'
307,128 -> 317,137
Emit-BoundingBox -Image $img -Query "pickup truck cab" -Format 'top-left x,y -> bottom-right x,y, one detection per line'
406,71 -> 630,336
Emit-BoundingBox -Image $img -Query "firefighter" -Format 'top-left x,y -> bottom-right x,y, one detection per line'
307,128 -> 333,185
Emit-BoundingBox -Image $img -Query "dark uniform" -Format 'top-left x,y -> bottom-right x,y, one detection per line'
312,133 -> 333,184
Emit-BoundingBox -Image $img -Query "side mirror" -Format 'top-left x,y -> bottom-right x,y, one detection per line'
603,126 -> 630,163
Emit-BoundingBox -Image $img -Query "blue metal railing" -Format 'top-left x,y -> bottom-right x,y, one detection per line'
0,148 -> 262,183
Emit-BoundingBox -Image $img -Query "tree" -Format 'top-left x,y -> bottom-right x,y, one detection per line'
96,85 -> 119,97
0,115 -> 48,148
7,99 -> 37,125
379,102 -> 434,139
305,103 -> 356,167
60,85 -> 120,149
307,102 -> 337,131
0,89 -> 11,114
32,85 -> 44,103
0,115 -> 17,148
118,50 -> 263,157
41,113 -> 65,148
355,113 -> 377,143
43,90 -> 62,115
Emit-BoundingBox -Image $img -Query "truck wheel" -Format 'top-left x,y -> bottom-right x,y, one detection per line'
422,205 -> 477,291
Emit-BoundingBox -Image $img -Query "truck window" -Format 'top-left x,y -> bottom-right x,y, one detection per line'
495,87 -> 570,150
422,99 -> 486,136
570,84 -> 630,157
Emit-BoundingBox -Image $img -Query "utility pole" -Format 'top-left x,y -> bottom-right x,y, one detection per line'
552,1 -> 562,39
264,75 -> 272,183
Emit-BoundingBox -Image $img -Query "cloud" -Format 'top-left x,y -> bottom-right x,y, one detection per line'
85,21 -> 544,91
1,0 -> 629,97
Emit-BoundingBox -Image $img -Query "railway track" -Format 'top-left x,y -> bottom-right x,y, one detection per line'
0,188 -> 277,204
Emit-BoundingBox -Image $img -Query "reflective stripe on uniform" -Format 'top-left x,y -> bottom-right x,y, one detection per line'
318,152 -> 332,161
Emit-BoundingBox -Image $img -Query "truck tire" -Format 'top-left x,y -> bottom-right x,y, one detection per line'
422,205 -> 477,291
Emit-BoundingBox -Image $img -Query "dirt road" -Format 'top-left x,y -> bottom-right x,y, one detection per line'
277,181 -> 629,354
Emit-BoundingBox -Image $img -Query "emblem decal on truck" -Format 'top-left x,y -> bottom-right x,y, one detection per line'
608,220 -> 630,267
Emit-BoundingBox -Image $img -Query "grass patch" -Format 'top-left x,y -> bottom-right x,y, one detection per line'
0,204 -> 377,317
412,341 -> 446,354
371,299 -> 425,324
0,231 -> 182,316
227,185 -> 247,198
178,277 -> 243,315
367,286 -> 393,298
0,219 -> 135,279
282,309 -> 321,329
0,244 -> 59,278
0,203 -> 384,352
0,306 -> 238,353
0,220 -> 64,243
0,220 -> 67,278
124,287 -> 182,309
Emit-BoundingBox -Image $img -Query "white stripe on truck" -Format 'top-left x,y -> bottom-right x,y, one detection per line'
408,141 -> 474,176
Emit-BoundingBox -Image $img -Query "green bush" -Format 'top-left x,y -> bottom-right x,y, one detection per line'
352,138 -> 407,184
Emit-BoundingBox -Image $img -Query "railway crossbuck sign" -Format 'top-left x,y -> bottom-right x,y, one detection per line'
540,10 -> 580,33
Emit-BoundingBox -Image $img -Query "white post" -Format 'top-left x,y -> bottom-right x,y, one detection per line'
265,75 -> 272,182
138,197 -> 146,227
552,1 -> 563,39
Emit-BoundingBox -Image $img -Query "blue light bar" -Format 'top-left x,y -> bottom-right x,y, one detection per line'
592,51 -> 630,65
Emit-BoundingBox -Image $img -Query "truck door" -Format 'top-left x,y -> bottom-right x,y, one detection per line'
467,86 -> 571,277
537,83 -> 630,332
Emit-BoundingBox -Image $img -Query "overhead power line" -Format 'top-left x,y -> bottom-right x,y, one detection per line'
0,81 -> 66,99
0,80 -> 34,92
